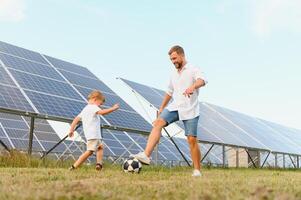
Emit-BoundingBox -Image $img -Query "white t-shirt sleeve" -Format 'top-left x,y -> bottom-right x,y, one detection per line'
91,105 -> 102,114
166,77 -> 174,96
193,67 -> 208,84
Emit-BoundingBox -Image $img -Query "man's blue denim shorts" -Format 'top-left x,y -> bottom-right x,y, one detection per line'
159,109 -> 199,137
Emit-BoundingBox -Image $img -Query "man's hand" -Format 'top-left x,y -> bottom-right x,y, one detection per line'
112,103 -> 119,110
183,85 -> 195,98
69,131 -> 74,138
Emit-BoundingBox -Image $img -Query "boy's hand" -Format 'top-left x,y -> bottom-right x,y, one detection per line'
69,131 -> 74,137
112,103 -> 119,110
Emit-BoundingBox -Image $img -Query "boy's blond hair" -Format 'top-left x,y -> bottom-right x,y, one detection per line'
88,90 -> 105,102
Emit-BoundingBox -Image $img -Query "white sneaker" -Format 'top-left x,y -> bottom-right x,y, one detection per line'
192,169 -> 202,177
130,152 -> 151,165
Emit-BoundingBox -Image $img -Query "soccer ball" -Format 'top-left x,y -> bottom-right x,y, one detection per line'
122,158 -> 142,173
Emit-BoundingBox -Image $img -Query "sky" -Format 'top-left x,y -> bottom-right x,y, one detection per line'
0,0 -> 300,129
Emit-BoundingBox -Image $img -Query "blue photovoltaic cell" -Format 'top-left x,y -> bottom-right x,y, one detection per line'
10,69 -> 83,100
0,53 -> 65,81
74,85 -> 135,112
103,110 -> 152,131
209,104 -> 301,154
10,138 -> 43,151
259,120 -> 301,151
40,141 -> 68,153
59,70 -> 114,93
198,103 -> 265,149
0,119 -> 28,130
122,78 -> 157,95
0,85 -> 34,112
0,41 -> 48,65
0,67 -> 15,86
44,55 -> 98,79
25,90 -> 85,118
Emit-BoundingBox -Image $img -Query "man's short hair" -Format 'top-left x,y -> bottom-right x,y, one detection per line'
88,90 -> 105,102
168,45 -> 185,55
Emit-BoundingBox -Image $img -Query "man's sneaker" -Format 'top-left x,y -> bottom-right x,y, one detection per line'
192,169 -> 202,177
130,152 -> 151,165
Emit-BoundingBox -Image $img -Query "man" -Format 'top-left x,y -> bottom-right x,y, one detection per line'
132,45 -> 207,177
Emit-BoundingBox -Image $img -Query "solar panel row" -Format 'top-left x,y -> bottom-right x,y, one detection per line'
120,78 -> 301,158
0,41 -> 192,164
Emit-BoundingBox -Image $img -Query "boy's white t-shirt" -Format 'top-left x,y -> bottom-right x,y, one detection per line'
77,104 -> 102,140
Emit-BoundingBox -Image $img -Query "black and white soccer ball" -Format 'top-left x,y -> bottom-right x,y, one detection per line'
122,158 -> 142,173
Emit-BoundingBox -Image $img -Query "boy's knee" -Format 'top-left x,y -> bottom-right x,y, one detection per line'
97,144 -> 104,150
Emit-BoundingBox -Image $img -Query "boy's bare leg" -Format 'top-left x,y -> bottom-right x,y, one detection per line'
144,119 -> 167,157
187,136 -> 201,170
96,145 -> 103,164
73,150 -> 93,168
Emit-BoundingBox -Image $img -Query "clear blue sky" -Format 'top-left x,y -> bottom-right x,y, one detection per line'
0,0 -> 300,129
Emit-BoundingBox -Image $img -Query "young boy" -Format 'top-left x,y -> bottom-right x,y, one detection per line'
68,90 -> 119,171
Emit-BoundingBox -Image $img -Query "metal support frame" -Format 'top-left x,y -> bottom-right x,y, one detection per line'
245,148 -> 257,168
28,116 -> 35,155
0,139 -> 10,152
222,145 -> 226,167
201,144 -> 214,162
162,127 -> 191,167
261,151 -> 271,168
2,107 -> 301,168
41,124 -> 81,159
236,148 -> 239,168
283,154 -> 286,168
289,155 -> 296,168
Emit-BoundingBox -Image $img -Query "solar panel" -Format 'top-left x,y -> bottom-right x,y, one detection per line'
0,41 -> 154,161
0,53 -> 64,81
0,41 -> 48,65
9,69 -> 83,100
209,104 -> 301,155
0,84 -> 34,112
44,55 -> 98,79
120,78 -> 301,157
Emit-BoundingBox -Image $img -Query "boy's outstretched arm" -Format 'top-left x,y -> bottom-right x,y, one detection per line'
69,116 -> 81,137
97,104 -> 119,115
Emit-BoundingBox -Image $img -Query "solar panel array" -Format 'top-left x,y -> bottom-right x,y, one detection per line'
120,78 -> 301,159
0,41 -> 200,164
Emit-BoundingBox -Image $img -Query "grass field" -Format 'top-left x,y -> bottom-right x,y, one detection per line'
1,151 -> 301,200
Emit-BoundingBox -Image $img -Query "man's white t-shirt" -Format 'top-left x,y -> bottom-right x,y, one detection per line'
166,63 -> 207,120
77,104 -> 102,140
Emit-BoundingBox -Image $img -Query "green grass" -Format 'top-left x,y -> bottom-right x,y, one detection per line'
1,152 -> 301,200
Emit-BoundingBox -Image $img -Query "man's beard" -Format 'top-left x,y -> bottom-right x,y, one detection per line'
174,61 -> 183,69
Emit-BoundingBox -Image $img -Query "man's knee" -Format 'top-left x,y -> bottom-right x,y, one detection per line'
153,118 -> 167,128
187,136 -> 197,146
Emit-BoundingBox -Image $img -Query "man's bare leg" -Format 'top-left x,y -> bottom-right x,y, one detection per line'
144,118 -> 167,157
187,136 -> 201,170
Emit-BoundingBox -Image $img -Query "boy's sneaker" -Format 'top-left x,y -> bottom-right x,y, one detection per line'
192,169 -> 202,177
68,165 -> 76,171
130,152 -> 150,165
96,163 -> 103,171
